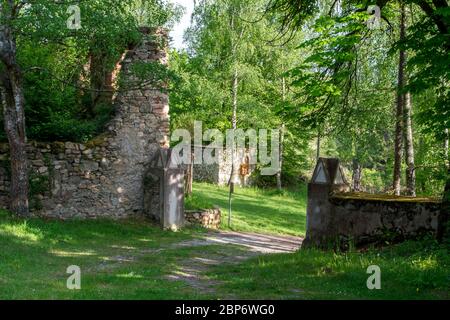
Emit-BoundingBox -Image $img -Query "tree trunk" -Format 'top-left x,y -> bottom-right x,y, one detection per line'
277,124 -> 285,190
445,128 -> 449,168
438,166 -> 450,242
227,7 -> 245,228
403,91 -> 416,196
277,76 -> 286,190
0,17 -> 30,217
393,3 -> 406,196
440,129 -> 450,241
316,129 -> 321,162
352,159 -> 362,192
185,154 -> 193,196
0,70 -> 30,217
229,66 -> 238,180
228,66 -> 238,227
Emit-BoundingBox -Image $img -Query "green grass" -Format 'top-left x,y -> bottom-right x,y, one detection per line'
189,182 -> 307,236
0,209 -> 210,299
1,183 -> 448,300
208,238 -> 450,300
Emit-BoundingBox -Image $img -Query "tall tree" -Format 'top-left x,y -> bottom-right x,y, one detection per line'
0,1 -> 30,216
277,71 -> 286,190
403,91 -> 416,196
269,0 -> 449,200
393,1 -> 407,196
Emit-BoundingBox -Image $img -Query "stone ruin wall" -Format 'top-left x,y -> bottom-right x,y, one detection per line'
303,184 -> 443,249
0,29 -> 169,219
193,146 -> 255,187
329,196 -> 441,244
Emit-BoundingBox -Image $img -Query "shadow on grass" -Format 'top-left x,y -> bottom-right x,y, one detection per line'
0,211 -> 207,299
207,239 -> 450,300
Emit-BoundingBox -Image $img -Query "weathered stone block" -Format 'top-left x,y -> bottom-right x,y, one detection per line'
80,161 -> 99,172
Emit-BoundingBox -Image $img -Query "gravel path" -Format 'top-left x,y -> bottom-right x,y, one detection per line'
173,231 -> 302,253
165,231 -> 303,296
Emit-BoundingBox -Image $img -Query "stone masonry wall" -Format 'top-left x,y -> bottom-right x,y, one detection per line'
184,208 -> 221,229
331,196 -> 441,244
0,28 -> 170,219
303,184 -> 442,249
193,146 -> 255,187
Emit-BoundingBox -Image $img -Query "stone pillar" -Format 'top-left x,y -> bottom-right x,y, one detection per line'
302,158 -> 350,248
162,167 -> 185,231
144,148 -> 185,231
100,27 -> 170,216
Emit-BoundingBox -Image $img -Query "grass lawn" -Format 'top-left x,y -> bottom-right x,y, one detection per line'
186,182 -> 307,236
0,210 -> 210,299
186,183 -> 449,299
208,238 -> 450,300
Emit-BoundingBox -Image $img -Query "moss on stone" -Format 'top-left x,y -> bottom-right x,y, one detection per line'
0,143 -> 10,153
50,142 -> 66,154
331,192 -> 441,203
85,133 -> 111,149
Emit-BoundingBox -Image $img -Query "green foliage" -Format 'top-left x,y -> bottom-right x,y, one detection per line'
28,113 -> 99,142
267,0 -> 448,196
403,11 -> 450,140
29,173 -> 51,211
170,0 -> 311,183
0,0 -> 181,143
29,174 -> 50,197
361,168 -> 387,193
442,221 -> 450,247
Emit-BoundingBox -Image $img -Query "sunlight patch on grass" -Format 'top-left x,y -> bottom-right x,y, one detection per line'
191,182 -> 307,236
411,256 -> 439,271
110,245 -> 137,250
116,272 -> 144,279
0,222 -> 44,242
48,249 -> 97,257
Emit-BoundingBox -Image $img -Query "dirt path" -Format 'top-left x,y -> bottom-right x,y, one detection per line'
173,231 -> 302,253
165,231 -> 303,296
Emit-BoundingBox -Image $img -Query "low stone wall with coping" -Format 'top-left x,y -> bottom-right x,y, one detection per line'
302,158 -> 445,249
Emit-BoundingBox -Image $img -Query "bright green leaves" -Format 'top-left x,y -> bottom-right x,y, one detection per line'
285,12 -> 365,131
0,0 -> 181,142
402,8 -> 450,139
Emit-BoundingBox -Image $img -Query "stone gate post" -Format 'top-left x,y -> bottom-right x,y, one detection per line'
302,158 -> 350,248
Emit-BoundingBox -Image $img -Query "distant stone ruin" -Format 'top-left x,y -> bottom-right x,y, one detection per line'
192,145 -> 255,187
0,28 -> 175,220
302,158 -> 443,249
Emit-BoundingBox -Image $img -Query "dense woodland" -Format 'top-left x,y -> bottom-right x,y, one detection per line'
0,0 -> 449,216
170,0 -> 449,198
